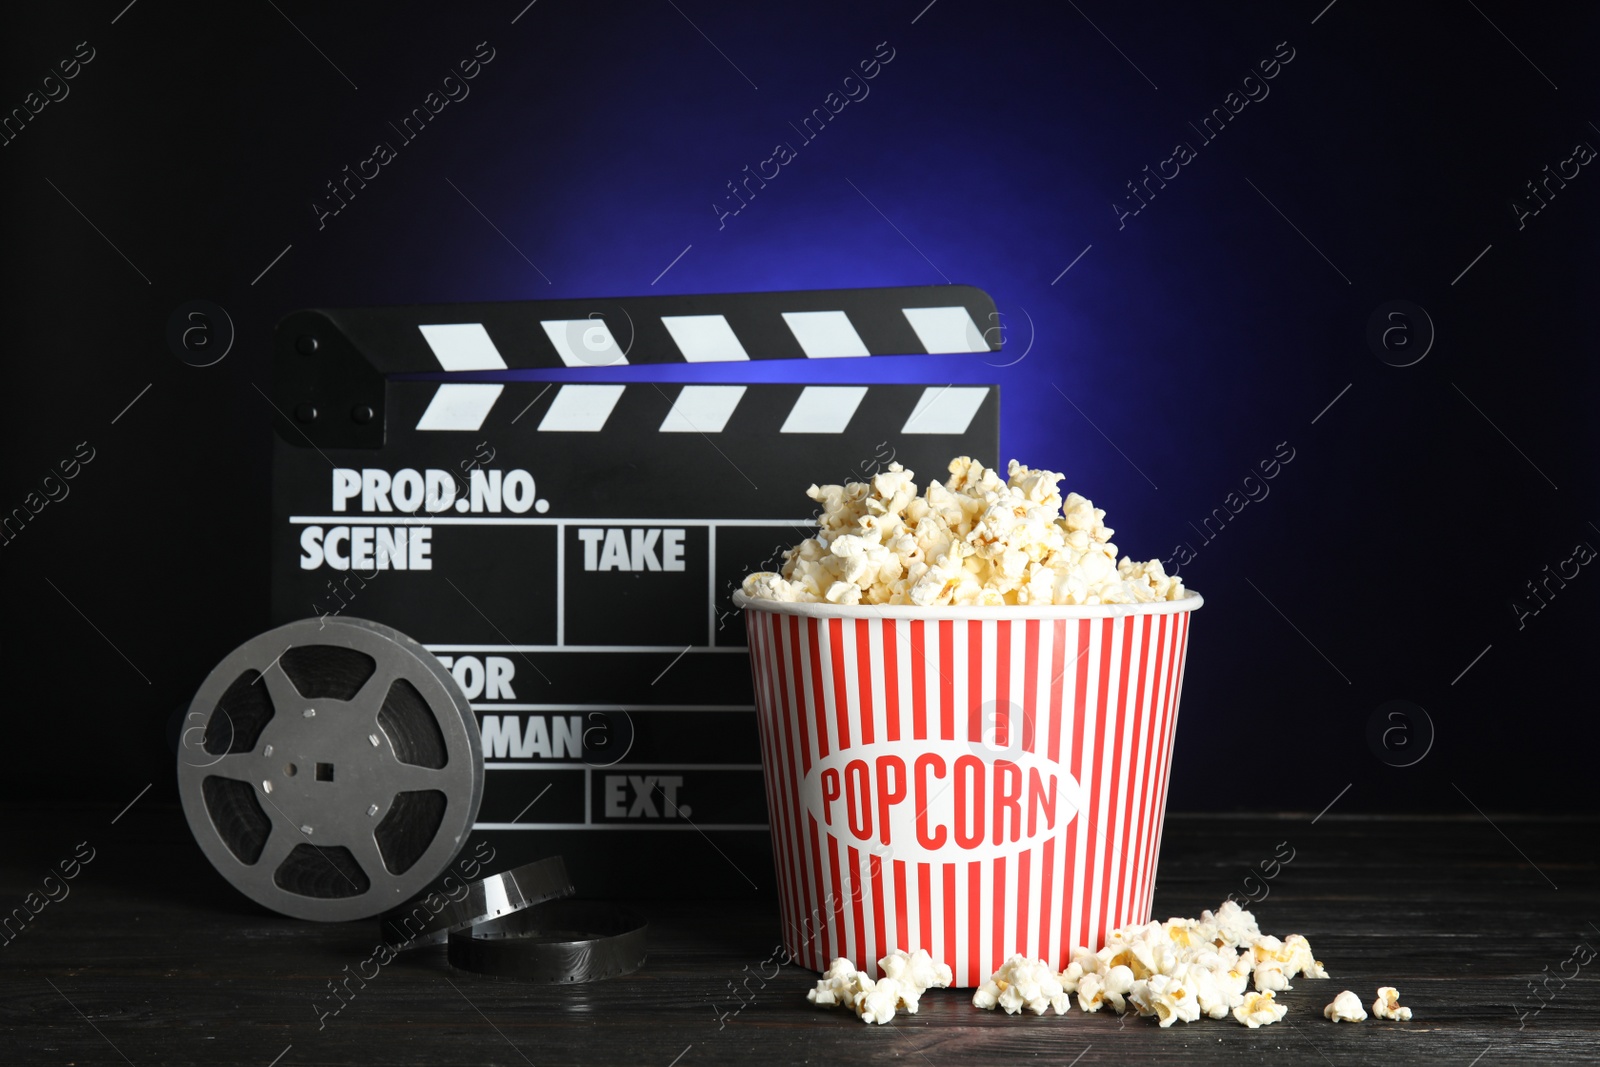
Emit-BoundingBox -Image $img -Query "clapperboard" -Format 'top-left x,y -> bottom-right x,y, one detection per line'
269,286 -> 1001,895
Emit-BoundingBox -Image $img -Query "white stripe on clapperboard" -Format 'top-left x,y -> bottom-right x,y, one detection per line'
411,304 -> 990,431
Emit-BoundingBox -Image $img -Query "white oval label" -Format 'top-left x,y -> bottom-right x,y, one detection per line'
801,739 -> 1083,864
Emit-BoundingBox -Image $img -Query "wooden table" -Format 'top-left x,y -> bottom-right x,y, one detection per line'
4,804 -> 1596,1065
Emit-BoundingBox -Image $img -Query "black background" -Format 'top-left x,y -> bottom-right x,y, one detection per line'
1,0 -> 1595,818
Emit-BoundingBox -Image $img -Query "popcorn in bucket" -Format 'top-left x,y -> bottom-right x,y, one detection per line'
737,458 -> 1200,986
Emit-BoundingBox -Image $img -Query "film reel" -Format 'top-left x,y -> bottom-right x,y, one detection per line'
177,617 -> 484,921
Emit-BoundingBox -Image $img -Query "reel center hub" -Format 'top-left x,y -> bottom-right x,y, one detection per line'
254,692 -> 398,842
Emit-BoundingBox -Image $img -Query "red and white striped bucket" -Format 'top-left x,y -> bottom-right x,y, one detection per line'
734,592 -> 1201,987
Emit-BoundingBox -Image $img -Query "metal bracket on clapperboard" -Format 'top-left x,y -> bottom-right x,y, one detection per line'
269,285 -> 1002,896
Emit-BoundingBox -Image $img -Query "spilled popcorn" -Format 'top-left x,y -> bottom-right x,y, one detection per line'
972,955 -> 1072,1015
1232,990 -> 1287,1029
970,900 -> 1363,1029
878,948 -> 955,1010
1324,990 -> 1368,1022
741,458 -> 1187,607
1372,986 -> 1413,1021
1132,972 -> 1201,1025
806,949 -> 953,1025
806,958 -> 872,1011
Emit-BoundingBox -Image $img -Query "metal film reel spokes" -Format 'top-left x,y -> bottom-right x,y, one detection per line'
177,617 -> 483,921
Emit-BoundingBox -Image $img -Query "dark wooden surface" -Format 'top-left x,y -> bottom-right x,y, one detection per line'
3,803 -> 1597,1066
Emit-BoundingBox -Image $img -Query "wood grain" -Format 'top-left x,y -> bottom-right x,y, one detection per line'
2,805 -> 1595,1065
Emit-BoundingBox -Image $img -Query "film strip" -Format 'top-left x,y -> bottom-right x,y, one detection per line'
449,901 -> 649,983
270,286 -> 1002,894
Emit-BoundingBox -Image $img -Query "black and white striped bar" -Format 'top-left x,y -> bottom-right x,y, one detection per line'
417,381 -> 993,434
306,285 -> 999,374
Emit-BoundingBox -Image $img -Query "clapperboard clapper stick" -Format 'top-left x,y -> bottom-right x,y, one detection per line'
268,285 -> 1002,895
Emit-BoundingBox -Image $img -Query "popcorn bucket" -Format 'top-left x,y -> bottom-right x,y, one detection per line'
734,592 -> 1202,987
